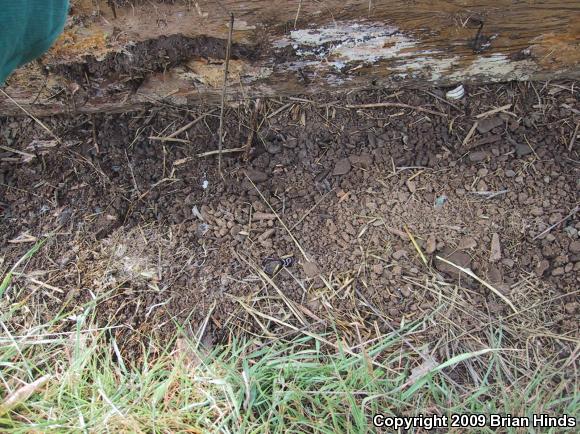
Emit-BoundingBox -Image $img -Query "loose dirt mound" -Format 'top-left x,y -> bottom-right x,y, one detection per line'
1,82 -> 578,355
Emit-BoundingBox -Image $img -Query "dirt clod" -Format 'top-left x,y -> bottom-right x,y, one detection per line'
332,158 -> 351,176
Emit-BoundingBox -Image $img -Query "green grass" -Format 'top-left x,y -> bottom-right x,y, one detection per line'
0,241 -> 578,433
0,304 -> 577,433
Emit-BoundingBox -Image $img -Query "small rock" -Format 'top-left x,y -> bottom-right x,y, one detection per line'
400,285 -> 412,297
469,151 -> 488,162
551,267 -> 565,276
349,153 -> 373,168
530,206 -> 544,217
489,233 -> 502,262
283,137 -> 298,148
487,265 -> 503,284
302,261 -> 320,278
502,258 -> 515,267
406,179 -> 417,194
265,142 -> 282,154
569,240 -> 580,255
245,168 -> 268,183
258,228 -> 275,242
564,303 -> 577,314
426,235 -> 437,254
458,236 -> 477,250
549,213 -> 563,225
505,169 -> 517,178
477,117 -> 503,134
535,259 -> 550,276
332,158 -> 351,176
372,264 -> 384,275
477,179 -> 488,192
392,249 -> 407,260
515,142 -> 533,157
434,195 -> 448,209
57,208 -> 72,226
435,248 -> 472,278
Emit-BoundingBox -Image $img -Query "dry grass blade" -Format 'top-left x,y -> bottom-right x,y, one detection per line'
435,255 -> 518,313
168,109 -> 217,139
236,252 -> 307,326
568,122 -> 579,151
0,375 -> 52,415
247,177 -> 309,261
234,297 -> 399,374
462,121 -> 478,147
197,147 -> 245,158
532,205 -> 579,240
475,104 -> 512,119
346,102 -> 447,117
404,225 -> 428,267
148,136 -> 191,144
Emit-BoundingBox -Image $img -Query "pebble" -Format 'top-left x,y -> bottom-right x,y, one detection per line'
349,153 -> 373,168
477,179 -> 488,192
400,285 -> 412,297
469,151 -> 487,162
489,233 -> 502,262
549,213 -> 563,225
258,228 -> 275,241
283,137 -> 298,148
502,258 -> 515,267
569,241 -> 580,254
302,261 -> 320,278
505,169 -> 516,178
392,249 -> 407,260
245,168 -> 268,183
551,267 -> 565,276
372,264 -> 384,275
332,158 -> 351,176
535,260 -> 550,276
530,206 -> 544,217
266,142 -> 282,154
435,249 -> 472,278
515,142 -> 533,157
458,236 -> 477,250
477,116 -> 503,134
426,235 -> 437,254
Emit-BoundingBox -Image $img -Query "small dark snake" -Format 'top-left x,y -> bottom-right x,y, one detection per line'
262,256 -> 295,275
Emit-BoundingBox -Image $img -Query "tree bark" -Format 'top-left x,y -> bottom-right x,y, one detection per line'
1,0 -> 579,115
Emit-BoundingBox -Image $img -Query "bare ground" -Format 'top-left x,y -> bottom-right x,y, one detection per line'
1,82 -> 578,366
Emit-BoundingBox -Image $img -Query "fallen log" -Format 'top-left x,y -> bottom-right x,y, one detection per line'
1,0 -> 579,116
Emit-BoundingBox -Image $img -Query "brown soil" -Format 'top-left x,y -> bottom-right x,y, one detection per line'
1,81 -> 578,355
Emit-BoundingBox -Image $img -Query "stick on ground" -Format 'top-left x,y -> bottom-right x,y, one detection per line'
218,13 -> 235,176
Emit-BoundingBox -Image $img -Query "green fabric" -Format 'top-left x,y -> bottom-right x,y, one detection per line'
0,0 -> 69,84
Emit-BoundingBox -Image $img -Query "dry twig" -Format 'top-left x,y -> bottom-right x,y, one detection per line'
218,13 -> 235,175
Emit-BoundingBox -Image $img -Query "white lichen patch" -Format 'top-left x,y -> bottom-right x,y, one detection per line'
393,55 -> 460,81
276,21 -> 417,68
449,53 -> 536,82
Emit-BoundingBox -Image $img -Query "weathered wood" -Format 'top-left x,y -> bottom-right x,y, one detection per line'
1,0 -> 579,115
